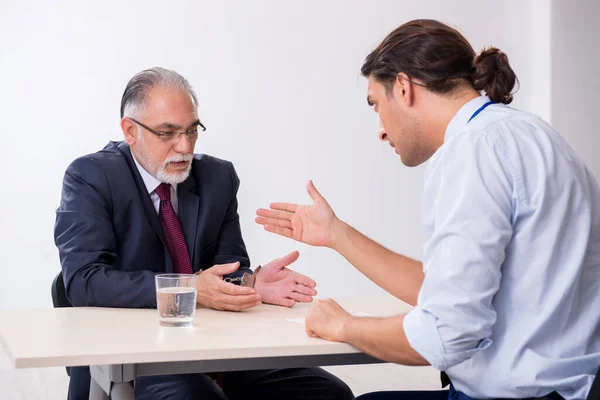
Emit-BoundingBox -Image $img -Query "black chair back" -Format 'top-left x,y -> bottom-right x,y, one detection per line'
589,366 -> 600,400
51,271 -> 72,308
50,271 -> 72,376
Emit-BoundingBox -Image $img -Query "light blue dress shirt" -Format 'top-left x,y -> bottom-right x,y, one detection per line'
403,96 -> 600,399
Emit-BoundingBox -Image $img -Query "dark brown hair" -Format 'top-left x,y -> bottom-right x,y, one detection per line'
361,19 -> 518,104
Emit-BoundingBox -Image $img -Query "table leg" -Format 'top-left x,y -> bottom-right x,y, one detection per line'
89,364 -> 135,400
89,375 -> 109,400
110,382 -> 135,400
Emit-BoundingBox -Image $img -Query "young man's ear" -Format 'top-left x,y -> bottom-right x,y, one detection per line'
395,72 -> 414,106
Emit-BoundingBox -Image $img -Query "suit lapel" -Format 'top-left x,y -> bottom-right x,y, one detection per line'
178,169 -> 200,269
116,142 -> 168,248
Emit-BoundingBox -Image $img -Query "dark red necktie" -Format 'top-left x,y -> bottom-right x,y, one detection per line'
155,183 -> 193,274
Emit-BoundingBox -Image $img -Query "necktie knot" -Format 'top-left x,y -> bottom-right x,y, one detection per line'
155,183 -> 171,202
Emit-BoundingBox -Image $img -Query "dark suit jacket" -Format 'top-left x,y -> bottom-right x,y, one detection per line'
54,141 -> 252,308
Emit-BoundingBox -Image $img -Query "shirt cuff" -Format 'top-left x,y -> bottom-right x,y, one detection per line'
404,306 -> 493,371
404,306 -> 449,370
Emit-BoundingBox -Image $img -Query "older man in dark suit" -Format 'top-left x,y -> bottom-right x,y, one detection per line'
54,67 -> 353,400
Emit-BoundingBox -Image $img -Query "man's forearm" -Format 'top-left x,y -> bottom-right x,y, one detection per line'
67,266 -> 158,308
342,314 -> 428,366
331,221 -> 423,306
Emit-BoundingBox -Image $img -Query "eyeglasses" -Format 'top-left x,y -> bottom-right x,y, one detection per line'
129,118 -> 206,142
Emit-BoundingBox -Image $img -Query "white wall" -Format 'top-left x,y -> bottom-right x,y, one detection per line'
0,0 -> 533,308
550,0 -> 600,179
529,0 -> 552,123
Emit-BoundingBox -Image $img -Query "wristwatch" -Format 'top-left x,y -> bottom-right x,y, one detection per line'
224,265 -> 261,288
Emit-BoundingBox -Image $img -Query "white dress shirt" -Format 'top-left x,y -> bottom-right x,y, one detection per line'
403,96 -> 600,399
132,155 -> 178,215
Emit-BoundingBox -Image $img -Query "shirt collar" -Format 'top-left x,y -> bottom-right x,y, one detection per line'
132,153 -> 170,194
444,95 -> 491,143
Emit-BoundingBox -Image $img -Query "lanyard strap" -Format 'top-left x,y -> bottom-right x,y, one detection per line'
467,101 -> 493,124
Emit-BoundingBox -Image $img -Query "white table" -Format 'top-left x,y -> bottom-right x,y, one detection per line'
0,296 -> 411,399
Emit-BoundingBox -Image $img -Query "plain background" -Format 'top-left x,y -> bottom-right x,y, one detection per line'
0,0 -> 598,310
1,1 -> 599,398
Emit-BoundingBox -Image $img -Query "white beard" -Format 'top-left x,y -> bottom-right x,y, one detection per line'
134,129 -> 193,185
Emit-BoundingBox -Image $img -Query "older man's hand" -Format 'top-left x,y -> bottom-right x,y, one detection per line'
254,251 -> 317,308
196,262 -> 262,311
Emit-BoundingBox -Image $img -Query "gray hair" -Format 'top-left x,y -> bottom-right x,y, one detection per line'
120,67 -> 198,119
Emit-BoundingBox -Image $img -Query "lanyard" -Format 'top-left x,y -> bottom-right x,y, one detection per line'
467,101 -> 493,124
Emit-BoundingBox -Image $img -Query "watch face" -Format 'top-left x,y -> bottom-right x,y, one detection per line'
239,272 -> 255,288
241,273 -> 250,286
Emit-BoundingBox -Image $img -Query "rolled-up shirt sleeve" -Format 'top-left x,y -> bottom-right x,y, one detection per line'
404,131 -> 517,371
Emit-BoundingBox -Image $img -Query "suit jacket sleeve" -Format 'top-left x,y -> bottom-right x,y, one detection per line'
54,157 -> 158,308
213,162 -> 252,280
